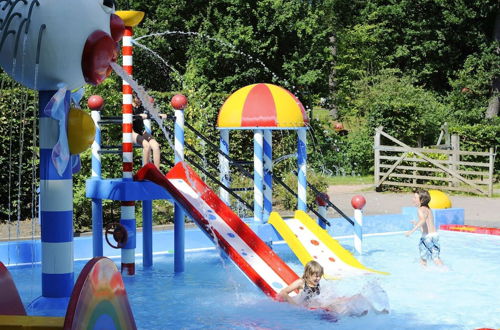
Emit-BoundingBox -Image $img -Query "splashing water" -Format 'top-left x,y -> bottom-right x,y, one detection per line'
134,31 -> 296,92
131,40 -> 184,90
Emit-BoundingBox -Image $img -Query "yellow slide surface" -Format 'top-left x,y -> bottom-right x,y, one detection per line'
269,210 -> 388,279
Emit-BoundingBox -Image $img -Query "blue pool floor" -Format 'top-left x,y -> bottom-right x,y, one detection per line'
5,230 -> 500,329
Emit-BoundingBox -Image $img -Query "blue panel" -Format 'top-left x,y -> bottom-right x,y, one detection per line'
42,273 -> 73,297
86,179 -> 172,201
41,211 -> 73,242
120,219 -> 136,249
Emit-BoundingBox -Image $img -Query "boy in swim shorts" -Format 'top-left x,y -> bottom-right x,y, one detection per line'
405,189 -> 444,266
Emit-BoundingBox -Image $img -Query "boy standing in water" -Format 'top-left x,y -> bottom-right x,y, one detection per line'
406,189 -> 444,266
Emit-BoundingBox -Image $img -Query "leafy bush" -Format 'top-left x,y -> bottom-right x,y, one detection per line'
274,170 -> 328,211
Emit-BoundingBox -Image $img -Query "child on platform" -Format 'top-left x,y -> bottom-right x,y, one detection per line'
278,260 -> 389,317
405,189 -> 444,267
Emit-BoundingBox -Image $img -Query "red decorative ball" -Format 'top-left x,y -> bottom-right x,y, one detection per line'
351,195 -> 366,210
88,95 -> 104,110
315,192 -> 329,207
171,94 -> 188,110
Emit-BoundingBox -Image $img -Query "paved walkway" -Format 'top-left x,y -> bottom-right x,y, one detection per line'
325,185 -> 500,228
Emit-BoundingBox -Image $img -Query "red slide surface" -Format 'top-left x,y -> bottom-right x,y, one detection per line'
135,162 -> 299,299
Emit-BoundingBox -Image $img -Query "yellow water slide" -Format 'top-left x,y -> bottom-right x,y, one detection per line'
269,210 -> 388,279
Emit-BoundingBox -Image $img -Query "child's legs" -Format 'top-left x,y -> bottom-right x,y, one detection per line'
148,138 -> 161,169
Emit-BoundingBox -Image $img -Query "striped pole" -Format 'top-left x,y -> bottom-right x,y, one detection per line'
121,25 -> 136,275
351,195 -> 366,255
39,91 -> 74,298
173,96 -> 186,272
142,104 -> 153,268
253,129 -> 264,223
90,97 -> 103,257
219,129 -> 230,205
315,192 -> 329,230
263,130 -> 273,222
297,129 -> 307,211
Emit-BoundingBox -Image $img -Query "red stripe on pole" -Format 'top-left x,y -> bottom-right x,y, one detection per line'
123,66 -> 132,74
122,46 -> 133,56
122,104 -> 133,113
122,143 -> 133,152
123,162 -> 133,172
121,263 -> 135,275
241,84 -> 277,127
124,27 -> 133,37
123,123 -> 133,133
123,85 -> 133,94
122,201 -> 135,206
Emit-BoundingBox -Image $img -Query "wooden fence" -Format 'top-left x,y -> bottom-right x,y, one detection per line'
374,127 -> 496,197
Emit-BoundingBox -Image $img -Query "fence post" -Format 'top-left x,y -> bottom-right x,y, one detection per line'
450,134 -> 460,187
374,128 -> 381,188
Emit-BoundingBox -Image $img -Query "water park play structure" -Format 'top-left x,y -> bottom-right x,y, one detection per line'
0,3 -> 475,329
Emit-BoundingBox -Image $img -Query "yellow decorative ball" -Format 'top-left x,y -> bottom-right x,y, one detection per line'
428,190 -> 452,209
68,108 -> 95,154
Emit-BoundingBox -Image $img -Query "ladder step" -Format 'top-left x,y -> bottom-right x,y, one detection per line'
98,116 -> 122,125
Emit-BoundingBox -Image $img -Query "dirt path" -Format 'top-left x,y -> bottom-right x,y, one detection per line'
1,185 -> 499,240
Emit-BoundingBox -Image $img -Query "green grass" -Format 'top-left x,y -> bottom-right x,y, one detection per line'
324,175 -> 374,185
311,106 -> 331,122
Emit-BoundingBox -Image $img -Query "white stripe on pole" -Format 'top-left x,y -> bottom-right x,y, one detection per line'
354,209 -> 363,255
41,241 -> 74,274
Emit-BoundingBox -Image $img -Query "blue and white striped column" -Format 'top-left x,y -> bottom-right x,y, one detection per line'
142,114 -> 153,267
297,128 -> 307,211
353,209 -> 363,255
174,107 -> 185,272
39,90 -> 74,298
253,129 -> 264,223
219,129 -> 230,206
263,130 -> 273,222
90,105 -> 103,257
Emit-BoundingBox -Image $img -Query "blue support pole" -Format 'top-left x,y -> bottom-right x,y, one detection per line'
39,90 -> 74,298
90,107 -> 103,257
297,129 -> 307,211
174,108 -> 185,272
263,130 -> 273,222
219,129 -> 230,205
253,130 -> 264,223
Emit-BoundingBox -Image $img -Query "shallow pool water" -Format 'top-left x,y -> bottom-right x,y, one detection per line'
8,231 -> 500,329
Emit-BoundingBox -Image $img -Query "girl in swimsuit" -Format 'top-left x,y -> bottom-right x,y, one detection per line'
278,261 -> 389,317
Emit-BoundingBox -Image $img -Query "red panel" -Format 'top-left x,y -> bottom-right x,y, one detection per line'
0,262 -> 26,315
241,84 -> 277,127
135,163 -> 300,298
440,224 -> 500,236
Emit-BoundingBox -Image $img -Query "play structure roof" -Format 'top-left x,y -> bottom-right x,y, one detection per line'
217,83 -> 308,129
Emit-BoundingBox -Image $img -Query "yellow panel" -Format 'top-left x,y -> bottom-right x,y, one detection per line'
0,315 -> 64,329
268,212 -> 313,266
267,84 -> 306,128
294,211 -> 389,276
217,84 -> 257,128
115,11 -> 145,27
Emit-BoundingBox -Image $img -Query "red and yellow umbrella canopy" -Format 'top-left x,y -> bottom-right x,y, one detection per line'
217,83 -> 309,129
